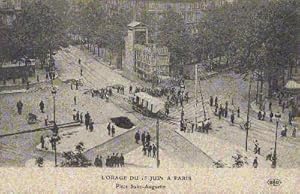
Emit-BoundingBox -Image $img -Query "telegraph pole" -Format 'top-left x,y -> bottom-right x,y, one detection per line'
194,64 -> 198,132
156,118 -> 160,168
245,72 -> 252,152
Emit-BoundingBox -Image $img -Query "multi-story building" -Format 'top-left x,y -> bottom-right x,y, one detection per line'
124,21 -> 170,81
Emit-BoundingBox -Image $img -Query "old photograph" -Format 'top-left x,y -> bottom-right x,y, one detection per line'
0,0 -> 299,192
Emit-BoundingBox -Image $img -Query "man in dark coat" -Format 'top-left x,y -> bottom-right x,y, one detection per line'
218,108 -> 222,120
215,96 -> 218,106
89,119 -> 94,132
135,131 -> 140,144
258,111 -> 262,120
120,153 -> 124,167
231,112 -> 235,124
39,101 -> 45,113
152,144 -> 157,158
17,100 -> 23,115
148,145 -> 152,157
210,96 -> 213,107
40,135 -> 45,149
237,107 -> 240,118
84,112 -> 90,130
270,112 -> 273,122
142,146 -> 147,156
141,131 -> 146,146
253,157 -> 258,168
76,111 -> 80,121
146,132 -> 151,144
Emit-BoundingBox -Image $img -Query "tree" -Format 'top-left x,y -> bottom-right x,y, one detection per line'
11,0 -> 67,68
157,9 -> 193,76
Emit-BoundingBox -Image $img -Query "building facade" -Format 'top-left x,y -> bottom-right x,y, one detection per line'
124,21 -> 170,81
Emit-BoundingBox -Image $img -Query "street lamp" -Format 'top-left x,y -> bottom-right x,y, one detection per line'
272,112 -> 281,168
51,87 -> 58,167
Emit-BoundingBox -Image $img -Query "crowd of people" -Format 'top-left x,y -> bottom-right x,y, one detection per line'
100,153 -> 125,167
133,131 -> 157,158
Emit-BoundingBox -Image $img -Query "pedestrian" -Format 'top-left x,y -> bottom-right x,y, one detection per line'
80,68 -> 83,76
218,108 -> 222,120
78,58 -> 81,65
17,100 -> 23,115
282,101 -> 285,113
39,100 -> 45,113
44,114 -> 48,126
46,73 -> 49,80
215,106 -> 218,114
253,157 -> 258,168
84,112 -> 90,130
270,112 -> 273,122
120,153 -> 124,167
75,81 -> 79,90
152,144 -> 157,158
71,83 -> 73,90
129,85 -> 132,94
111,125 -> 115,137
111,153 -> 116,167
146,132 -> 151,144
292,127 -> 297,138
258,111 -> 262,120
37,75 -> 39,82
40,135 -> 44,149
269,101 -> 272,111
225,101 -> 228,110
141,131 -> 146,146
80,112 -> 83,123
215,96 -> 218,106
237,107 -> 240,118
107,122 -> 111,135
106,156 -> 110,167
73,109 -> 77,121
89,119 -> 94,132
135,131 -> 140,144
142,145 -> 147,156
148,145 -> 152,157
231,112 -> 235,124
288,111 -> 292,125
262,111 -> 266,121
94,155 -> 99,167
210,96 -> 213,107
76,111 -> 80,121
254,140 -> 260,155
115,153 -> 120,167
26,81 -> 29,90
74,96 -> 77,105
224,109 -> 228,118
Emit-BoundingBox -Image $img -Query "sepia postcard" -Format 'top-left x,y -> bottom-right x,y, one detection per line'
0,0 -> 299,193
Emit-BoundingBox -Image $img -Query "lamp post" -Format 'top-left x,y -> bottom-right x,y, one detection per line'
272,112 -> 281,168
51,87 -> 58,167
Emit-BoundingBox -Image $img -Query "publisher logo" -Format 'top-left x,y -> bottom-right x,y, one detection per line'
267,178 -> 282,186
